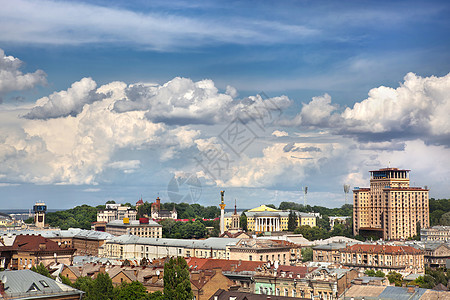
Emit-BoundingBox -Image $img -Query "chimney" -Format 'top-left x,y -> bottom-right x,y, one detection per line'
407,285 -> 416,293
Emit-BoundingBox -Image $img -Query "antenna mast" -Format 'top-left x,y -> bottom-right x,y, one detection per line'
343,184 -> 350,205
302,186 -> 308,206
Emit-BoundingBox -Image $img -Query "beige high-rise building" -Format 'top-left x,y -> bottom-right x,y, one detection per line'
353,167 -> 429,240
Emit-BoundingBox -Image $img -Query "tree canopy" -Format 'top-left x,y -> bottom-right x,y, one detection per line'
163,257 -> 193,300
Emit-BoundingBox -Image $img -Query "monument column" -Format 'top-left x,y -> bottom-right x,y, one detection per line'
219,191 -> 226,235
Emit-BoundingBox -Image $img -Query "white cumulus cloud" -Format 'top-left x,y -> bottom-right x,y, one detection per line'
0,48 -> 46,99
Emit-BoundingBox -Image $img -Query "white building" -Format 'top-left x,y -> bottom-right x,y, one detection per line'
100,236 -> 240,260
97,204 -> 137,223
421,226 -> 450,242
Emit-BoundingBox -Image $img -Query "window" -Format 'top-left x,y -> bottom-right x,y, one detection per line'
249,255 -> 252,261
284,288 -> 288,296
292,289 -> 296,297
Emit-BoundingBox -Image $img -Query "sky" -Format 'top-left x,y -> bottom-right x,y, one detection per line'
0,0 -> 449,210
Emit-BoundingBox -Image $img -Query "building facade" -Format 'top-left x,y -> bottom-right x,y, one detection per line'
353,168 -> 429,240
97,203 -> 137,223
100,236 -> 240,260
150,197 -> 177,220
105,219 -> 162,238
421,226 -> 450,242
246,205 -> 316,233
228,239 -> 291,265
340,244 -> 424,274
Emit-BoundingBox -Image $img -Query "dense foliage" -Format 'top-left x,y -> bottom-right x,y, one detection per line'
301,247 -> 313,262
137,202 -> 220,219
428,198 -> 450,226
159,219 -> 208,239
364,270 -> 385,277
163,257 -> 193,300
25,204 -> 100,230
278,202 -> 353,217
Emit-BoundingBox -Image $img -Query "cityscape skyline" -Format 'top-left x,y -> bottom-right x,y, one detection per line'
0,0 -> 449,209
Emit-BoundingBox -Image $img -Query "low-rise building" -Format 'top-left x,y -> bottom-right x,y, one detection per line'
328,216 -> 350,230
0,269 -> 84,300
340,244 -> 424,274
150,197 -> 177,220
245,205 -> 316,233
343,284 -> 448,300
228,239 -> 291,265
105,219 -> 162,238
254,265 -> 358,299
97,203 -> 137,223
421,225 -> 450,242
421,242 -> 450,269
0,235 -> 76,270
101,236 -> 240,260
312,243 -> 348,263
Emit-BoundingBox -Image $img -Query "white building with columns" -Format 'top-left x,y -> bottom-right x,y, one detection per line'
245,205 -> 316,232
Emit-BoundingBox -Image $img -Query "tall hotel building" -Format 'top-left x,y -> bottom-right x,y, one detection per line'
353,168 -> 429,240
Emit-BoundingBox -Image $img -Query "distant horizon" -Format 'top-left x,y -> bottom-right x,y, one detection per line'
0,0 -> 449,210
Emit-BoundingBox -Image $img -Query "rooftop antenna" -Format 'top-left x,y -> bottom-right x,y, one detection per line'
343,184 -> 350,205
302,186 -> 308,206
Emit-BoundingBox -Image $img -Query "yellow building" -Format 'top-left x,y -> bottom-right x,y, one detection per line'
245,205 -> 316,232
353,167 -> 429,240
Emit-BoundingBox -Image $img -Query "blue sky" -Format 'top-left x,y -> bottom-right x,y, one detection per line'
0,0 -> 449,210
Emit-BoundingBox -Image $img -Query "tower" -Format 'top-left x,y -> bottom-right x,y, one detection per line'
219,191 -> 226,235
230,199 -> 240,233
33,202 -> 46,228
353,167 -> 429,240
343,184 -> 350,205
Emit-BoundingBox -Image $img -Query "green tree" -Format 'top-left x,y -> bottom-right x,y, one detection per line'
387,271 -> 403,287
90,272 -> 114,300
73,277 -> 95,299
106,200 -> 116,204
163,257 -> 193,300
114,281 -> 148,300
240,212 -> 248,231
301,247 -> 313,262
364,270 -> 376,277
266,204 -> 276,209
375,270 -> 385,278
59,274 -> 73,286
294,225 -> 330,241
439,211 -> 450,226
317,215 -> 331,231
148,291 -> 164,300
288,210 -> 297,231
413,275 -> 436,289
30,263 -> 53,278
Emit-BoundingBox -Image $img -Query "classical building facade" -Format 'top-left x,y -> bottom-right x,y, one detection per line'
105,219 -> 162,238
421,226 -> 450,242
246,205 -> 316,232
254,265 -> 358,299
97,203 -> 137,223
100,236 -> 240,260
340,244 -> 424,274
353,168 -> 429,240
228,239 -> 291,265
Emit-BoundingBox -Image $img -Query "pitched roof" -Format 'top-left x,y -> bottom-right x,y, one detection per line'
12,234 -> 74,252
186,258 -> 265,272
0,269 -> 83,298
341,244 -> 423,255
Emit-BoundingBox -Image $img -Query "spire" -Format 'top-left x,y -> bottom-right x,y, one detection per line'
234,199 -> 237,215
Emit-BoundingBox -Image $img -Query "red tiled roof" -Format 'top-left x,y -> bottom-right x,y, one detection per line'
186,258 -> 265,272
340,244 -> 422,255
12,235 -> 74,252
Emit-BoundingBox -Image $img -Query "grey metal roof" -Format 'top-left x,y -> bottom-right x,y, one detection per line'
0,269 -> 83,299
0,228 -> 115,241
106,235 -> 240,249
312,242 -> 348,250
377,286 -> 428,300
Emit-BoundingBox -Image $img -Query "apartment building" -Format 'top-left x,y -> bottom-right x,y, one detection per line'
340,244 -> 424,274
353,168 -> 429,240
105,218 -> 162,238
100,236 -> 240,260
